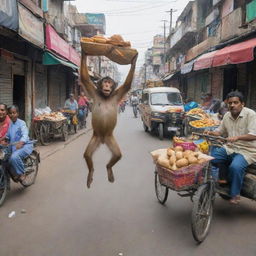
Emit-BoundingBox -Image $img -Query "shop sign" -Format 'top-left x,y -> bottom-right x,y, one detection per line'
46,24 -> 70,60
18,3 -> 44,48
84,13 -> 106,34
0,0 -> 18,31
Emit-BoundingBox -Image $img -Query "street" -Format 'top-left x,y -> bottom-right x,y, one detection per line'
0,107 -> 256,256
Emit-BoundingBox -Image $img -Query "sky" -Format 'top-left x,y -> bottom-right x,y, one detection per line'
74,0 -> 190,81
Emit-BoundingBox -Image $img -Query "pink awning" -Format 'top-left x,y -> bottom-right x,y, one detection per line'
193,51 -> 217,71
193,37 -> 256,71
212,37 -> 256,67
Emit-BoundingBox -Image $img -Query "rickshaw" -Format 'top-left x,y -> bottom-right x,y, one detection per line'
154,132 -> 256,243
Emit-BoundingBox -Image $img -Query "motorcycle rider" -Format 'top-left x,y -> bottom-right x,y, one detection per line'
78,91 -> 89,128
5,105 -> 33,182
207,91 -> 256,204
130,92 -> 139,117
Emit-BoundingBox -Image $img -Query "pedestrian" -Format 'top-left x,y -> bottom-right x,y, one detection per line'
207,91 -> 256,204
6,105 -> 33,182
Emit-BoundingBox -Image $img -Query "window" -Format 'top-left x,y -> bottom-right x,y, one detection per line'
150,92 -> 183,105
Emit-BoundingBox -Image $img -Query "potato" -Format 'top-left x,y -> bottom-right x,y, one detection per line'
167,148 -> 175,157
188,156 -> 198,164
183,150 -> 192,159
171,163 -> 178,171
176,158 -> 189,168
174,146 -> 184,152
175,151 -> 183,160
169,155 -> 176,166
157,157 -> 170,169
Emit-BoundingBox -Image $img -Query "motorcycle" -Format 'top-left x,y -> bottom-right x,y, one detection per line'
0,141 -> 40,206
78,106 -> 88,129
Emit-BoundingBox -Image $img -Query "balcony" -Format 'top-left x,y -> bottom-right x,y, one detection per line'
220,7 -> 249,42
167,22 -> 197,57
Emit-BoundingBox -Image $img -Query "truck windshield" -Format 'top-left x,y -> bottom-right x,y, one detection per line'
150,92 -> 183,106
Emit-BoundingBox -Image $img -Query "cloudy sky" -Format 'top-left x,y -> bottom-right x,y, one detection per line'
74,0 -> 190,80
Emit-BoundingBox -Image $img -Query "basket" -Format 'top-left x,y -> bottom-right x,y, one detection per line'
81,41 -> 138,65
156,162 -> 208,191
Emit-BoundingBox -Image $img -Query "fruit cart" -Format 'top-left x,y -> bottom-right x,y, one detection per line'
33,112 -> 68,146
152,146 -> 213,243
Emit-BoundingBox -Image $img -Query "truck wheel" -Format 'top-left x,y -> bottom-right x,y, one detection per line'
158,123 -> 164,140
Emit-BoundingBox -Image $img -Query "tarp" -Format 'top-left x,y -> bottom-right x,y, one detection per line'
181,59 -> 196,74
212,37 -> 256,67
43,52 -> 78,70
0,0 -> 18,31
193,51 -> 217,71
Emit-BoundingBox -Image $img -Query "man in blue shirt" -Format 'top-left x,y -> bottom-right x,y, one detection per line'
6,105 -> 33,181
64,93 -> 78,111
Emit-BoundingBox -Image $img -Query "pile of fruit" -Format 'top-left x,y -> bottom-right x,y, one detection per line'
34,112 -> 66,121
186,108 -> 209,119
81,34 -> 131,47
189,118 -> 219,128
151,146 -> 209,171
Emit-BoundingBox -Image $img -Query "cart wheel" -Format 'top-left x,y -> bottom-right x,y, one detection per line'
158,123 -> 164,140
191,183 -> 214,243
39,123 -> 50,146
62,123 -> 68,141
0,170 -> 8,206
155,172 -> 168,204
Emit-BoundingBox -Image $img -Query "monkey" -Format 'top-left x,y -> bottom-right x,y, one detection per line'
80,52 -> 138,188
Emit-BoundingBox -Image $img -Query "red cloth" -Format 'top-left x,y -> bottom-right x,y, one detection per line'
78,96 -> 88,106
0,115 -> 11,139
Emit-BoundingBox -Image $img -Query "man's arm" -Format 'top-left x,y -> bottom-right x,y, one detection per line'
227,134 -> 256,143
115,53 -> 138,101
80,52 -> 96,98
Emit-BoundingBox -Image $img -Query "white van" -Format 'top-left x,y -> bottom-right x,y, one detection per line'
139,87 -> 185,140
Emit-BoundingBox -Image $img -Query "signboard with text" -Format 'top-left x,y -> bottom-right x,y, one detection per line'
18,3 -> 44,48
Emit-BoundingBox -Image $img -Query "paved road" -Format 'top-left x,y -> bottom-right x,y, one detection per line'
0,106 -> 256,256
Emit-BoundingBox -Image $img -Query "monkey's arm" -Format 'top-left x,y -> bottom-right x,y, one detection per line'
116,53 -> 138,101
80,52 -> 96,98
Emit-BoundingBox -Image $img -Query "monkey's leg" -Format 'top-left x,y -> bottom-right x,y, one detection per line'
84,135 -> 101,188
105,135 -> 122,183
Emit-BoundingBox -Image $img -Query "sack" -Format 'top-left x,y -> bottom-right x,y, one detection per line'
81,41 -> 138,65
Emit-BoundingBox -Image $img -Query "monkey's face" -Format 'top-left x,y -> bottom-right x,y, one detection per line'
101,80 -> 114,97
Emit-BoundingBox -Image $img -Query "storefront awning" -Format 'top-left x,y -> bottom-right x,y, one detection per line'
162,73 -> 175,81
193,51 -> 217,71
43,52 -> 78,70
212,37 -> 256,67
193,37 -> 256,70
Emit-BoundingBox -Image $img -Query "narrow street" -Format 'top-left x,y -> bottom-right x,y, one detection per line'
0,107 -> 255,256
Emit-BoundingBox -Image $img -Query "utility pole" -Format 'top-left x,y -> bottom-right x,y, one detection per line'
161,19 -> 168,73
166,9 -> 177,36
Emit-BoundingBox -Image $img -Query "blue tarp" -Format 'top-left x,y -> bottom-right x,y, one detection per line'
0,0 -> 18,31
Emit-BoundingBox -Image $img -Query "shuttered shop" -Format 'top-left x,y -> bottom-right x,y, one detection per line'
0,57 -> 12,105
35,64 -> 47,108
48,66 -> 67,111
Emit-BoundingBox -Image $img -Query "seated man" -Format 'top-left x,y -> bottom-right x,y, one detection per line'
208,91 -> 256,204
6,105 -> 33,181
